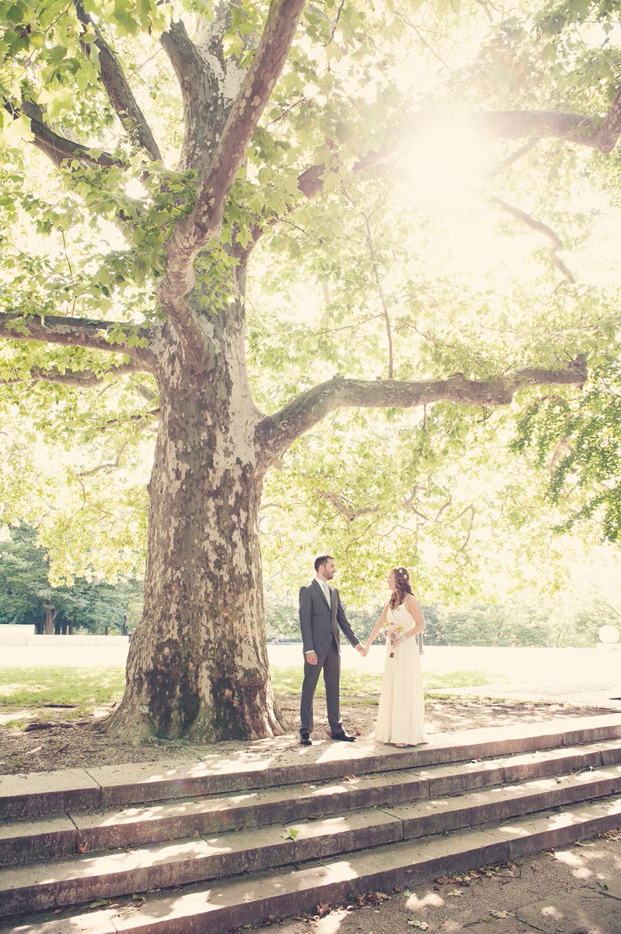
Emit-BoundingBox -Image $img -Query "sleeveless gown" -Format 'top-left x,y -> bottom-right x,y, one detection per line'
375,602 -> 427,745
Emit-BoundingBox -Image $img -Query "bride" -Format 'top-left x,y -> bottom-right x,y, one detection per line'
363,566 -> 427,747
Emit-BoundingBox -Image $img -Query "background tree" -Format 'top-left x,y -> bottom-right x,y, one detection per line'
0,525 -> 141,632
0,0 -> 618,741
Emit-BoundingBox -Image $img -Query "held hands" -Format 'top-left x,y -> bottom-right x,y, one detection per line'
356,644 -> 368,657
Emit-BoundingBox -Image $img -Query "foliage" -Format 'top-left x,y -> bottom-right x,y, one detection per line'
0,525 -> 142,631
512,358 -> 621,542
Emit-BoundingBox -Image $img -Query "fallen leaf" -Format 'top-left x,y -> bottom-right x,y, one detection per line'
490,910 -> 509,919
407,921 -> 429,930
87,899 -> 110,909
446,889 -> 463,897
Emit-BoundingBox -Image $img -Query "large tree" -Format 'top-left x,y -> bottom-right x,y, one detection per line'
0,0 -> 618,741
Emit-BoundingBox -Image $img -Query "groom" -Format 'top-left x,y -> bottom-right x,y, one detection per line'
299,555 -> 365,746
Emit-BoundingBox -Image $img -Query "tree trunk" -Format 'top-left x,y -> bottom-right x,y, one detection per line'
44,606 -> 58,635
104,291 -> 288,743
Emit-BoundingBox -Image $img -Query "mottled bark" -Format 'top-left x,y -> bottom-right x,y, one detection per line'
104,297 -> 286,742
161,12 -> 245,177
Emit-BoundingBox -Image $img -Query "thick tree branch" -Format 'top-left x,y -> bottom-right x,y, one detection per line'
256,356 -> 588,468
474,93 -> 621,152
160,19 -> 202,85
4,100 -> 120,169
160,0 -> 306,307
74,1 -> 162,161
0,361 -> 141,388
0,312 -> 153,363
160,20 -> 208,166
491,197 -> 576,284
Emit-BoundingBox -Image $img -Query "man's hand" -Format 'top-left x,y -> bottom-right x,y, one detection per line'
305,651 -> 318,666
355,644 -> 366,657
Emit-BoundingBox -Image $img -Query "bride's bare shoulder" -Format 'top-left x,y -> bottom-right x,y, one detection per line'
404,593 -> 422,611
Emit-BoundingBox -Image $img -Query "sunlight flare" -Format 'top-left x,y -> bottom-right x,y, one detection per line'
403,119 -> 490,204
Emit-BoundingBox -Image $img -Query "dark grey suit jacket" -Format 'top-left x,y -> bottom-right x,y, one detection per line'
299,580 -> 360,657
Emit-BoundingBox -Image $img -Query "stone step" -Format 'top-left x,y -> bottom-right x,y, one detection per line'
2,713 -> 621,821
3,793 -> 621,934
1,762 -> 620,919
2,736 -> 620,867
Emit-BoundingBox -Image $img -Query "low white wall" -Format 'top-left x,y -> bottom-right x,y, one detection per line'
0,630 -> 129,647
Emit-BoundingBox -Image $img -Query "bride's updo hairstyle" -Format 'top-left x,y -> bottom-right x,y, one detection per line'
389,566 -> 413,609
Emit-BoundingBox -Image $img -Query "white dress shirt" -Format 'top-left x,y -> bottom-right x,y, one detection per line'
315,576 -> 331,606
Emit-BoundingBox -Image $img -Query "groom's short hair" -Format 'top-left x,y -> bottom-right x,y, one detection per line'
314,555 -> 333,572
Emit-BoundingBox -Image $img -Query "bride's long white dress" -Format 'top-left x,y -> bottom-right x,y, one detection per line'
375,602 -> 426,745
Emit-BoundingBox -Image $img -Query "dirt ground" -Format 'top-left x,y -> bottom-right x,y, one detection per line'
0,695 -> 615,775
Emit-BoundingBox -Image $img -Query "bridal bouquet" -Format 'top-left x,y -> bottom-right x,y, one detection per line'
383,623 -> 405,642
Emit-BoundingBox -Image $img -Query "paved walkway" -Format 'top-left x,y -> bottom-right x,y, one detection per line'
245,832 -> 621,934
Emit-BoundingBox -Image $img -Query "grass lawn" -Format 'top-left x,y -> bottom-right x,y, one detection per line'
0,667 -> 126,725
0,666 -> 498,727
273,666 -> 496,696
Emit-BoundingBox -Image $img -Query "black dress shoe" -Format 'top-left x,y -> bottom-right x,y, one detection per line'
300,733 -> 312,746
331,731 -> 356,742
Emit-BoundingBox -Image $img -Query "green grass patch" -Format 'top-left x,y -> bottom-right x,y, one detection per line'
271,666 -> 498,697
0,667 -> 126,714
423,669 -> 503,690
271,667 -> 384,697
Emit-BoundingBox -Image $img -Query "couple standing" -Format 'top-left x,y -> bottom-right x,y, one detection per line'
299,555 -> 427,748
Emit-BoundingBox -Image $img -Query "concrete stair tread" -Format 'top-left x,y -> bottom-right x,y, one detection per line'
3,713 -> 621,820
2,762 -> 620,919
4,794 -> 621,934
0,807 -> 397,887
2,735 -> 620,864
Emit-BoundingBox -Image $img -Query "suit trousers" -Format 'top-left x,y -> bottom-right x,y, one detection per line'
300,637 -> 342,735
